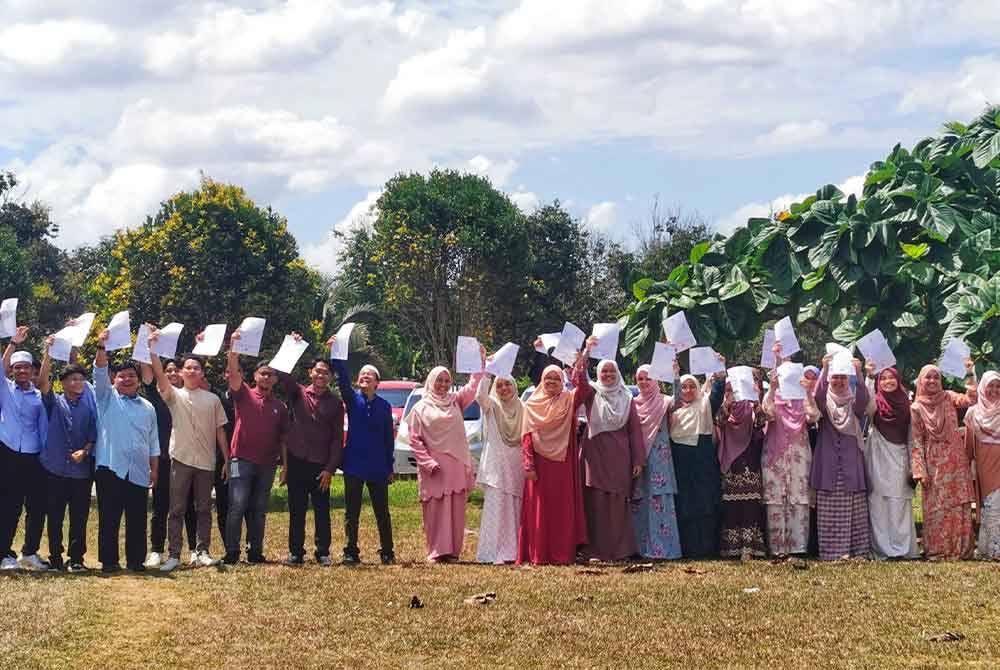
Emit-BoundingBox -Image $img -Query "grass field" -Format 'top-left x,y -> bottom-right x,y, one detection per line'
2,478 -> 999,670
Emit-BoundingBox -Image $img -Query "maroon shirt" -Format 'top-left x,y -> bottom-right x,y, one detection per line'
277,372 -> 344,472
229,385 -> 289,467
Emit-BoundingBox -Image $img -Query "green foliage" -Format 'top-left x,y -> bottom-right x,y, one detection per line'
622,105 -> 1000,378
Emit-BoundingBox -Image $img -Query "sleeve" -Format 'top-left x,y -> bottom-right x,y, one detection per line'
522,432 -> 536,473
475,374 -> 493,416
761,393 -> 776,422
0,360 -> 14,410
214,396 -> 228,428
85,407 -> 98,445
627,404 -> 646,470
571,365 -> 593,410
42,390 -> 56,417
277,371 -> 302,403
147,407 -> 160,459
456,373 -> 483,411
384,404 -> 395,475
949,390 -> 974,411
709,378 -> 726,417
406,411 -> 438,472
94,363 -> 112,408
325,400 -> 344,473
279,404 -> 291,437
853,376 -> 870,418
910,407 -> 928,481
331,359 -> 355,415
813,370 -> 829,418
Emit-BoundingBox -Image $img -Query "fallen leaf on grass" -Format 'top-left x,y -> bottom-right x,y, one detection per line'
409,595 -> 424,609
621,563 -> 653,574
683,567 -> 707,575
925,631 -> 965,643
576,568 -> 605,576
463,592 -> 497,606
742,587 -> 761,594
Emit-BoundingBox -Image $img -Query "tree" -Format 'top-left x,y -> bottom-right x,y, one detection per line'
629,197 -> 710,283
622,105 -> 1000,380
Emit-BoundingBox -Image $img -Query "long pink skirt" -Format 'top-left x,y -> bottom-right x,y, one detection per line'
422,491 -> 468,561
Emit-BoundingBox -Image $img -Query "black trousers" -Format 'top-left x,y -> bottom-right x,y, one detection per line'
45,472 -> 92,564
0,445 -> 46,558
150,456 -> 197,554
95,467 -> 148,569
286,454 -> 331,559
343,474 -> 393,557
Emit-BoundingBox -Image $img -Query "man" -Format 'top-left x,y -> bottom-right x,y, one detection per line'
37,336 -> 98,572
224,330 -> 289,565
148,329 -> 229,572
0,325 -> 49,570
327,334 -> 395,565
93,328 -> 159,573
277,333 -> 344,566
141,358 -> 198,568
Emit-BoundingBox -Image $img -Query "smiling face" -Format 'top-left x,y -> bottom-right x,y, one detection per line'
494,377 -> 515,400
164,361 -> 182,388
542,369 -> 563,395
62,372 -> 86,398
878,371 -> 899,394
829,373 -> 849,394
309,360 -> 332,389
114,366 -> 140,396
680,378 -> 699,403
986,379 -> 1000,403
433,370 -> 452,396
803,369 -> 818,392
180,358 -> 204,389
357,367 -> 379,392
921,368 -> 942,394
11,362 -> 32,387
636,369 -> 656,395
598,362 -> 618,386
254,365 -> 276,391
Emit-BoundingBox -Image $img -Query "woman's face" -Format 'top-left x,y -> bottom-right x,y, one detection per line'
878,372 -> 899,394
680,379 -> 698,403
921,369 -> 942,394
829,374 -> 849,394
165,361 -> 181,388
542,371 -> 562,395
599,362 -> 618,386
495,377 -> 515,400
433,370 -> 452,395
636,370 -> 656,395
986,379 -> 1000,402
803,370 -> 818,392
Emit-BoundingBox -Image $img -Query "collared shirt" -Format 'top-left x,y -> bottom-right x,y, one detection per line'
40,390 -> 97,479
0,357 -> 47,454
93,364 -> 159,486
331,359 -> 394,481
229,384 -> 289,467
163,386 -> 227,471
277,372 -> 344,472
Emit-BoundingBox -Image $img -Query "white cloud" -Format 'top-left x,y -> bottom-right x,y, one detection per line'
754,120 -> 830,151
509,190 -> 539,212
302,191 -> 381,275
715,173 -> 866,234
585,201 -> 618,231
0,19 -> 119,73
899,55 -> 1000,118
466,155 -> 518,187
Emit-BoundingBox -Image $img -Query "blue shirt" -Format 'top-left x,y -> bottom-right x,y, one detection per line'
0,358 -> 47,454
93,364 -> 159,486
332,359 -> 394,481
40,390 -> 98,479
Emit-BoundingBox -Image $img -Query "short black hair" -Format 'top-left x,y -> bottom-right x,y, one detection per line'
254,360 -> 274,372
112,361 -> 141,377
309,358 -> 331,371
59,364 -> 88,381
164,359 -> 182,370
178,353 -> 204,368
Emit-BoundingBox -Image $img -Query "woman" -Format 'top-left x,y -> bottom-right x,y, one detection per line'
518,340 -> 593,565
863,366 -> 919,559
762,361 -> 819,558
578,359 -> 645,561
407,363 -> 482,562
911,363 -> 977,559
474,371 -> 525,564
966,371 -> 1000,560
717,372 -> 767,559
631,365 -> 681,560
811,355 -> 871,561
670,369 -> 725,558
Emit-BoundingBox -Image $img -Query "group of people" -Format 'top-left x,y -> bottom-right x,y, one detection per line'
0,324 -> 396,573
3,318 -> 1000,574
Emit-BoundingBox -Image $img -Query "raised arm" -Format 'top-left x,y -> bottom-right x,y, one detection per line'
813,357 -> 830,416
1,324 -> 27,372
852,359 -> 869,418
455,344 -> 487,411
570,337 -> 596,409
475,372 -> 493,414
329,358 -> 356,410
146,329 -> 175,402
94,329 -> 112,405
37,334 -> 54,395
227,331 -> 244,394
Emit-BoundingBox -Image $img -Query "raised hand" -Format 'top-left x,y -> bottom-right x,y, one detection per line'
11,325 -> 28,344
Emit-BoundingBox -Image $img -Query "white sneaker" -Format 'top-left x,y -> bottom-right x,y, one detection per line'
144,552 -> 162,568
188,550 -> 199,566
0,557 -> 19,570
159,557 -> 181,572
195,551 -> 219,567
317,555 -> 333,567
18,554 -> 48,571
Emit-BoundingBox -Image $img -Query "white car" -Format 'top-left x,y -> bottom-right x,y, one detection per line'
393,388 -> 483,475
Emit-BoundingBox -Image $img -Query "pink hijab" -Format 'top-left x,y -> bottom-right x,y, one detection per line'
718,397 -> 754,473
766,391 -> 807,463
966,370 -> 1000,443
406,366 -> 471,468
634,364 -> 671,455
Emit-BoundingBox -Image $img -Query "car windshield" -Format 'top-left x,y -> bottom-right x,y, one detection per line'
375,388 -> 411,408
401,393 -> 480,421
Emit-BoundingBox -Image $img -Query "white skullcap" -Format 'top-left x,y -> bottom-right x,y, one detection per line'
360,364 -> 381,380
10,351 -> 33,366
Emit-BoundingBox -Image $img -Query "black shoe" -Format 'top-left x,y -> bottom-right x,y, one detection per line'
101,563 -> 122,574
246,553 -> 269,564
342,552 -> 361,566
127,564 -> 146,573
222,552 -> 239,565
283,554 -> 304,566
48,556 -> 64,572
380,551 -> 396,566
67,562 -> 88,574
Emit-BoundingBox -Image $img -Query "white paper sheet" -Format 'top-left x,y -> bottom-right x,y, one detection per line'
777,362 -> 806,400
649,342 -> 677,383
455,336 -> 483,373
689,347 -> 725,376
855,329 -> 896,374
485,342 -> 519,379
151,322 -> 184,359
48,336 -> 73,362
329,322 -> 355,360
728,366 -> 758,402
551,322 -> 585,365
104,310 -> 132,352
662,311 -> 697,352
192,324 -> 227,356
830,353 -> 855,376
589,323 -> 620,361
232,317 -> 266,357
826,342 -> 852,357
132,324 -> 153,364
774,316 -> 801,357
269,335 -> 309,374
58,312 -> 96,348
761,329 -> 776,369
535,332 -> 560,353
938,338 -> 971,379
0,298 -> 17,338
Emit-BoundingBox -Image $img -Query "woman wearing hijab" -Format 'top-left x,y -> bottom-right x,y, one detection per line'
911,362 -> 977,559
966,371 -> 1000,559
578,358 -> 645,562
863,365 -> 919,559
474,367 -> 525,564
407,357 -> 484,562
716,369 -> 767,559
762,354 -> 820,558
518,338 -> 594,565
670,364 -> 726,558
631,364 -> 681,560
811,354 -> 871,561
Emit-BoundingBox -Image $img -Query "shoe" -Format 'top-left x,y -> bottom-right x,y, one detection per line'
283,554 -> 305,566
144,552 -> 162,568
222,552 -> 239,565
188,550 -> 199,566
342,552 -> 360,566
159,557 -> 181,572
67,562 -> 88,574
18,554 -> 49,571
0,556 -> 19,570
127,564 -> 146,573
195,551 -> 219,567
101,563 -> 122,574
316,555 -> 333,567
48,556 -> 65,572
246,553 -> 268,564
380,551 -> 396,566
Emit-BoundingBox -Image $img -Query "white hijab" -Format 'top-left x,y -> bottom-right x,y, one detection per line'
587,359 -> 632,439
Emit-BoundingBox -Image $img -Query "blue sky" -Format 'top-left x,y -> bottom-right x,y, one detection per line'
2,1 -> 999,273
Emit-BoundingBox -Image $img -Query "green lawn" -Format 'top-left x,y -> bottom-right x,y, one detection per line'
1,479 -> 998,670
